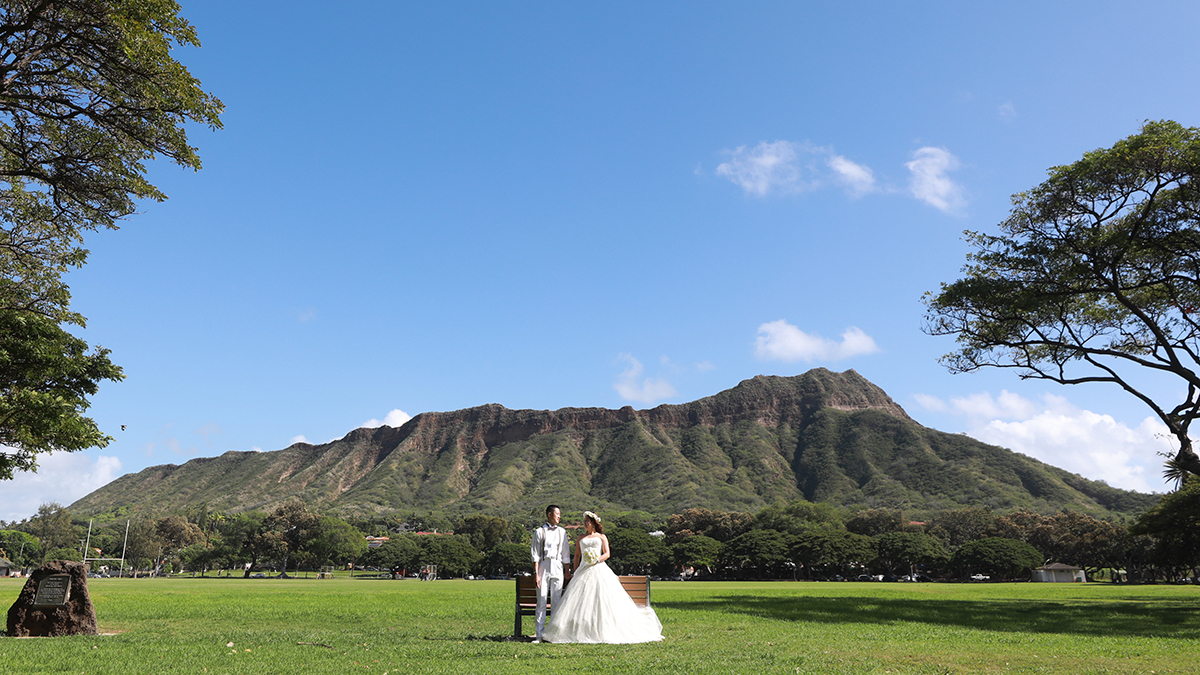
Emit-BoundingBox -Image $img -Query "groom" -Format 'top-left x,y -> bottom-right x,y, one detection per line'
530,504 -> 572,642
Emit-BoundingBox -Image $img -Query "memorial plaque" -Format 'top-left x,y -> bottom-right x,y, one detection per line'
8,561 -> 97,636
32,574 -> 72,607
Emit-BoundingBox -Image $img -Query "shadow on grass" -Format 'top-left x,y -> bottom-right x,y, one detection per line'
657,594 -> 1200,639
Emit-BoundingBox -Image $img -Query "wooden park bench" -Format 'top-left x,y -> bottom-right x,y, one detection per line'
513,573 -> 650,638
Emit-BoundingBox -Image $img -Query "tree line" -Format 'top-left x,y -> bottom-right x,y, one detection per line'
2,488 -> 1197,583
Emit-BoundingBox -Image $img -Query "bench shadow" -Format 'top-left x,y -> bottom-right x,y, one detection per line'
656,594 -> 1200,640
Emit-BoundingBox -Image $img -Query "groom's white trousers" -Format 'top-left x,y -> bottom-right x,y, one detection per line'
535,564 -> 564,638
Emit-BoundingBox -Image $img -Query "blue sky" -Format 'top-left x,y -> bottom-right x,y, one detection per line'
6,1 -> 1200,521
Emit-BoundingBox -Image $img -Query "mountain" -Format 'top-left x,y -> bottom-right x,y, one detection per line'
68,369 -> 1159,520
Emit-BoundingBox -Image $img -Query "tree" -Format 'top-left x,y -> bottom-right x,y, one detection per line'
873,531 -> 948,577
0,0 -> 222,479
213,511 -> 267,576
478,542 -> 531,577
952,537 -> 1042,580
671,535 -> 722,576
179,541 -> 213,575
155,516 -> 203,556
413,534 -> 479,578
606,527 -> 669,575
123,516 -> 164,575
925,121 -> 1200,477
304,516 -> 366,569
1130,481 -> 1200,579
362,535 -> 421,575
0,528 -> 37,567
0,312 -> 121,478
455,514 -> 517,551
663,508 -> 754,543
928,507 -> 998,549
719,529 -> 793,579
260,502 -> 319,575
754,499 -> 842,535
845,508 -> 904,537
790,528 -> 876,579
27,501 -> 76,561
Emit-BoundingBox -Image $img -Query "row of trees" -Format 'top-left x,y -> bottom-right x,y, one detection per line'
4,490 -> 1196,582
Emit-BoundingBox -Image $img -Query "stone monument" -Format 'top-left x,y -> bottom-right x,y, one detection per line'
6,560 -> 98,637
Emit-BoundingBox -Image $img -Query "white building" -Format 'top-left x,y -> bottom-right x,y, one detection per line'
1032,563 -> 1086,582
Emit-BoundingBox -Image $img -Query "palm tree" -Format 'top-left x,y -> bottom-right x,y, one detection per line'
1161,452 -> 1191,491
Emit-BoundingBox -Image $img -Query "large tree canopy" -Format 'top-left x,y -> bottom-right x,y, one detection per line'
925,120 -> 1200,477
0,0 -> 221,478
0,311 -> 120,477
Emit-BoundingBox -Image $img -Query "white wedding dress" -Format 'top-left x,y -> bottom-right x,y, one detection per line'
542,535 -> 663,643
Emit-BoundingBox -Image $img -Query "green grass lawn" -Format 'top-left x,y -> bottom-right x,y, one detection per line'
1,576 -> 1196,674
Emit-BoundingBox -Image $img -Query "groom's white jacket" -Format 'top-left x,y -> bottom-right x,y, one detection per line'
531,523 -> 571,579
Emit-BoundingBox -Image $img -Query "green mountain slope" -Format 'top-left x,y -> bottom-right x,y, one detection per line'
68,369 -> 1159,519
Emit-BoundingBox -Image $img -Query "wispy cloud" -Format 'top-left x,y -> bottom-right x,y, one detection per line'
289,435 -> 310,445
828,154 -> 877,197
754,320 -> 881,363
614,353 -> 678,404
194,422 -> 222,445
715,140 -> 815,197
913,390 -> 1172,492
998,101 -> 1016,120
715,139 -> 965,209
1,452 -> 123,522
363,409 -> 413,428
906,146 -> 966,214
141,423 -> 200,458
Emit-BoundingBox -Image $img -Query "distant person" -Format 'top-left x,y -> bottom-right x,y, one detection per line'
542,511 -> 663,643
530,504 -> 571,642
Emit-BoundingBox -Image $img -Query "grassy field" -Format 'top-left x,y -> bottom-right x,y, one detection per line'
1,576 -> 1197,674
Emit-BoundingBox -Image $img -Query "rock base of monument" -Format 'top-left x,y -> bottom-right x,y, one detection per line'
6,561 -> 98,637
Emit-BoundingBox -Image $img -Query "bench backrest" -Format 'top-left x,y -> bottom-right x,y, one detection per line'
514,574 -> 650,608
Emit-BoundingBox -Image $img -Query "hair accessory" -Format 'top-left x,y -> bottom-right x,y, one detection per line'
584,510 -> 601,523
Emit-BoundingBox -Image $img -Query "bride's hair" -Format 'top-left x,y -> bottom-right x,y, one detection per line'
584,512 -> 604,534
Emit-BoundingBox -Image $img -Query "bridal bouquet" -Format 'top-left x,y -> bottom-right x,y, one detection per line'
582,549 -> 601,565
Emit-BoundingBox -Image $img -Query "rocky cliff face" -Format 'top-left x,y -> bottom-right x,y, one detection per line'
68,368 -> 1154,519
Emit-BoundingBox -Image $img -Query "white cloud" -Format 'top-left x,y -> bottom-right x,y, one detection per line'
363,409 -> 413,429
614,354 -> 678,404
289,435 -> 310,445
828,154 -> 877,197
754,320 -> 881,363
1,452 -> 123,523
194,422 -> 222,445
923,390 -> 1173,492
905,146 -> 966,214
912,393 -> 948,412
715,139 -> 970,207
715,140 -> 813,196
999,101 -> 1017,120
715,141 -> 882,199
948,389 -> 1038,421
695,360 -> 717,372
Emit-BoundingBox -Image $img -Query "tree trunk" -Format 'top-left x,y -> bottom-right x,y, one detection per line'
1178,439 -> 1200,477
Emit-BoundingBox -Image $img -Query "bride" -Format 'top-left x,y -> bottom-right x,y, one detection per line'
542,511 -> 663,643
